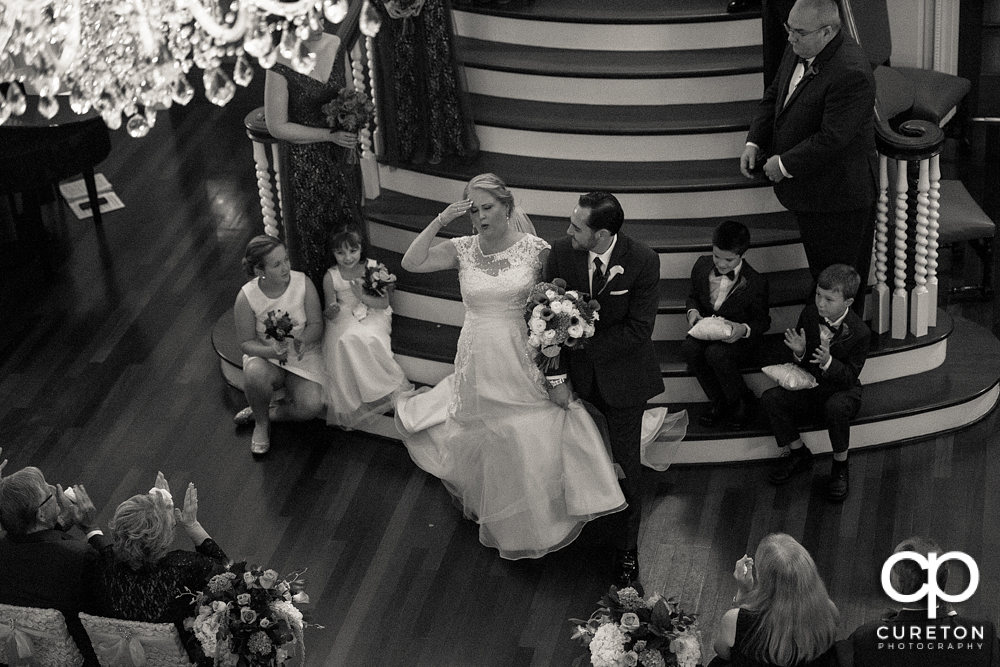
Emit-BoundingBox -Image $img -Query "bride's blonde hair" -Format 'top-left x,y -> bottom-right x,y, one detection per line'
463,173 -> 536,235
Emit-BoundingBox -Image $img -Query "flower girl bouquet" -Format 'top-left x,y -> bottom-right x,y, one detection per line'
186,562 -> 314,667
570,585 -> 702,667
360,258 -> 397,297
524,278 -> 599,372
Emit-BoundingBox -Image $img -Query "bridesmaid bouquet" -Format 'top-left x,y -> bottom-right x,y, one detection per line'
569,585 -> 702,667
360,258 -> 397,297
524,278 -> 599,372
186,562 -> 314,667
263,310 -> 296,365
322,87 -> 375,163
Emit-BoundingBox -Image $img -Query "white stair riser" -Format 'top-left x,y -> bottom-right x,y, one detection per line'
377,167 -> 786,219
454,11 -> 762,51
465,68 -> 763,106
370,220 -> 806,278
476,125 -> 749,162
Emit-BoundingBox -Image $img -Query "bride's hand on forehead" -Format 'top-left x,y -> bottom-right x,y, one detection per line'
440,199 -> 472,226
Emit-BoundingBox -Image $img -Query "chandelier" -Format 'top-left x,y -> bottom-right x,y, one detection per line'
0,0 -> 382,136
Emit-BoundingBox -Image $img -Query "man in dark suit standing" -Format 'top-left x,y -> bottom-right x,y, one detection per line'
544,192 -> 663,587
851,536 -> 1000,666
0,465 -> 108,666
742,0 -> 877,314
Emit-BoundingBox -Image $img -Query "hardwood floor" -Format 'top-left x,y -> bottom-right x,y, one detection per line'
1,81 -> 999,666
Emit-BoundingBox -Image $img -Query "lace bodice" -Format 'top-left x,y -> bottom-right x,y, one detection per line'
452,234 -> 549,317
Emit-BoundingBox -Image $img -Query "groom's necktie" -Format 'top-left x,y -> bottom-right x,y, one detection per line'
592,257 -> 607,295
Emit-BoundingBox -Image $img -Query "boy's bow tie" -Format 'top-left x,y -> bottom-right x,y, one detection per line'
713,268 -> 736,281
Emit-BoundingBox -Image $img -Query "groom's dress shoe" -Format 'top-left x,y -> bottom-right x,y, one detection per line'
614,549 -> 640,589
698,403 -> 725,428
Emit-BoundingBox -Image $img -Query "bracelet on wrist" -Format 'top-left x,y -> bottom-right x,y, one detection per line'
548,377 -> 566,386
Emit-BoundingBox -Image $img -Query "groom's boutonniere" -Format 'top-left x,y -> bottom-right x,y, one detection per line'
599,265 -> 625,295
804,63 -> 820,79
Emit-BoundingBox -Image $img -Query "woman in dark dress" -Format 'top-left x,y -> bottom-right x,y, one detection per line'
96,474 -> 229,666
264,28 -> 366,293
372,0 -> 479,166
710,533 -> 840,667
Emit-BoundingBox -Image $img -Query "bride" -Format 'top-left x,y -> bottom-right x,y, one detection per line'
395,174 -> 680,560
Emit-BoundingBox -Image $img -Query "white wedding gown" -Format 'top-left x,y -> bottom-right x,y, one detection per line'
394,234 -> 686,560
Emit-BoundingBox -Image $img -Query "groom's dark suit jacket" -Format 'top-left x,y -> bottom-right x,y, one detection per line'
545,235 -> 662,408
686,255 -> 771,340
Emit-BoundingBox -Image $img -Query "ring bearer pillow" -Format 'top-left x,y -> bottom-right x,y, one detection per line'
687,316 -> 733,341
762,363 -> 819,391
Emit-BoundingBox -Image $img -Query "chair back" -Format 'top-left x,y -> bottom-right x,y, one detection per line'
0,603 -> 85,667
78,613 -> 193,667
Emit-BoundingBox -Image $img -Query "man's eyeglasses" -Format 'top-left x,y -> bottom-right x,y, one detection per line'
784,22 -> 828,38
38,492 -> 54,511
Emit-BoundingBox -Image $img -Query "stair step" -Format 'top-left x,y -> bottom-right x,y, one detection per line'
456,37 -> 761,79
211,311 -> 984,464
470,95 -> 757,136
455,0 -> 756,24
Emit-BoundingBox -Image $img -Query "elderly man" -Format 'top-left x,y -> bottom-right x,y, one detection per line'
851,537 -> 1000,666
0,460 -> 107,666
742,0 -> 877,315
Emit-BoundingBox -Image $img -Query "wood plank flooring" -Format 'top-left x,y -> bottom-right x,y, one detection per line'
1,79 -> 999,666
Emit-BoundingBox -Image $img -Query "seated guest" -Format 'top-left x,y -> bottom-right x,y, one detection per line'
96,473 -> 229,666
850,536 -> 1000,666
760,264 -> 870,501
710,533 -> 839,666
0,465 -> 106,666
684,220 -> 770,430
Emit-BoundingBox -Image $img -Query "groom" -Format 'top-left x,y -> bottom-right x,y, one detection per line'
544,192 -> 663,587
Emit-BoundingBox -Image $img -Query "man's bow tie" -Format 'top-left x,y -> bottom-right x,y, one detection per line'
713,268 -> 736,281
797,56 -> 809,67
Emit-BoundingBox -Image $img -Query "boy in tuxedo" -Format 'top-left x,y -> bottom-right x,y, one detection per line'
760,264 -> 870,501
683,221 -> 770,430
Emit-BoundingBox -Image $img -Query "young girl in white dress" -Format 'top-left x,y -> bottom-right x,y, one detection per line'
321,229 -> 411,429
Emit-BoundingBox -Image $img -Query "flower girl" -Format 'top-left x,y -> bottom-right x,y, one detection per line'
322,229 -> 411,428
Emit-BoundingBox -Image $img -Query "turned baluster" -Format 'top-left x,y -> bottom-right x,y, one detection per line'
891,159 -> 909,339
910,158 -> 931,336
244,108 -> 282,239
926,153 -> 940,327
873,154 -> 891,334
351,39 -> 380,200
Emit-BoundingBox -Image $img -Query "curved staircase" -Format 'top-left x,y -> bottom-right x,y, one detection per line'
215,0 -> 1000,463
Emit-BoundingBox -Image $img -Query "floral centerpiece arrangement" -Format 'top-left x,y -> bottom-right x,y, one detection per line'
321,87 -> 375,163
186,562 -> 314,667
524,278 -> 599,372
570,585 -> 702,667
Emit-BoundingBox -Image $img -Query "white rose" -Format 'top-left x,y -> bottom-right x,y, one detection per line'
567,324 -> 584,338
566,290 -> 580,299
542,329 -> 557,341
529,317 -> 547,334
545,289 -> 558,300
527,333 -> 541,347
549,300 -> 565,314
532,304 -> 546,317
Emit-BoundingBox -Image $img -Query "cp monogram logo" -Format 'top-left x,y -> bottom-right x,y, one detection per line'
881,551 -> 980,619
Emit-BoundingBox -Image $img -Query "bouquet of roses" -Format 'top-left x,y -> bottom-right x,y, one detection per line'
263,311 -> 294,343
186,561 -> 315,667
322,87 -> 375,134
570,585 -> 702,667
360,258 -> 397,297
524,278 -> 599,372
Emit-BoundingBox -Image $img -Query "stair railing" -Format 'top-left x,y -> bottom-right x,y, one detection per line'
841,0 -> 944,339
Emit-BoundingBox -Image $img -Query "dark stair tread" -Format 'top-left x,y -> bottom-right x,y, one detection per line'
470,95 -> 759,135
457,37 -> 762,78
366,190 -> 798,250
454,0 -> 757,24
678,313 -> 994,440
372,247 -> 814,310
383,151 -> 771,193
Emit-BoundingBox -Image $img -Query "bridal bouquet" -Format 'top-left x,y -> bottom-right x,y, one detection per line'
186,562 -> 313,667
263,310 -> 295,343
570,585 -> 702,667
360,258 -> 397,297
524,278 -> 599,372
